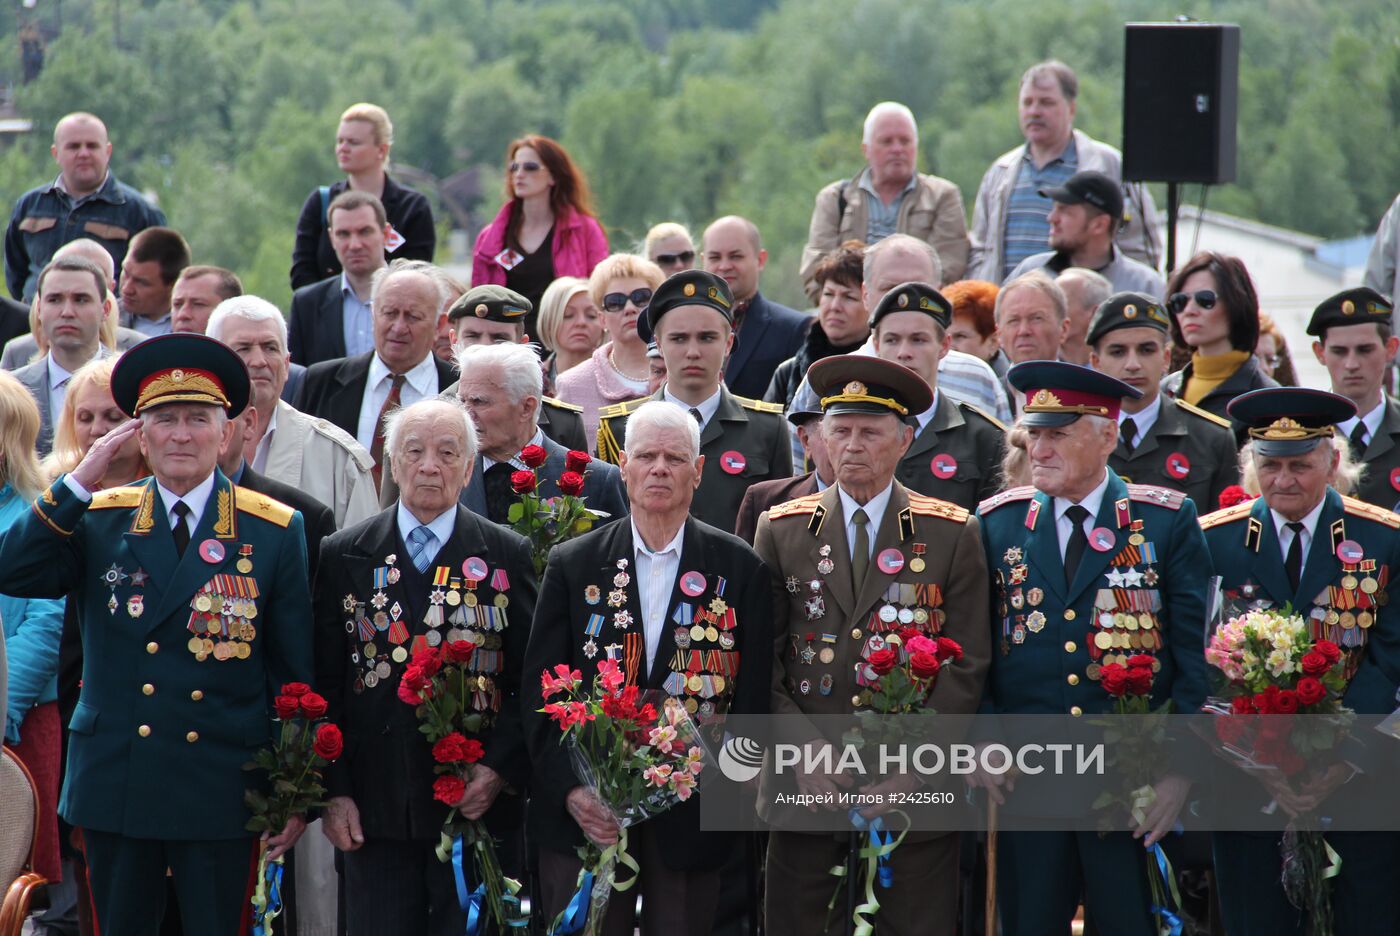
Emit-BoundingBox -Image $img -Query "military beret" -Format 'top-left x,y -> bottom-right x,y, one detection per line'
1227,387 -> 1356,457
1085,291 -> 1172,346
1305,287 -> 1393,337
112,333 -> 251,418
806,355 -> 933,421
1007,360 -> 1142,428
447,284 -> 532,324
643,270 -> 733,341
869,281 -> 952,331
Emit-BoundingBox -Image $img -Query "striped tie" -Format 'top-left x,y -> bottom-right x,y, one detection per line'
407,525 -> 435,573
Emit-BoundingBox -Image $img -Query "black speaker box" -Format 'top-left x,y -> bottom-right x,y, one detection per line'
1122,22 -> 1239,184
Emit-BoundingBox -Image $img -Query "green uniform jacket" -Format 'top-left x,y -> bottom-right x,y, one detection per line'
0,471 -> 312,840
896,394 -> 1006,511
1351,397 -> 1400,512
1110,398 -> 1239,513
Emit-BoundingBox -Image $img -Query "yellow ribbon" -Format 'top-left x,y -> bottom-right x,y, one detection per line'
600,827 -> 642,893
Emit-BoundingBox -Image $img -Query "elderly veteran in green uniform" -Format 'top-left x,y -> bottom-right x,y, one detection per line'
1087,291 -> 1240,510
870,280 -> 1006,509
1202,387 -> 1400,936
1307,287 -> 1400,510
754,355 -> 991,936
971,361 -> 1211,936
596,269 -> 789,532
0,333 -> 313,936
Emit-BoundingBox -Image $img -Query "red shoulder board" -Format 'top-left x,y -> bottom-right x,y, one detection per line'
1126,484 -> 1186,511
977,485 -> 1036,515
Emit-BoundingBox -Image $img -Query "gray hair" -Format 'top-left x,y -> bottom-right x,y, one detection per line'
1240,437 -> 1357,497
383,398 -> 478,466
625,401 -> 700,462
207,295 -> 289,351
997,270 -> 1068,323
1056,268 -> 1112,311
1021,60 -> 1079,101
454,342 -> 544,421
864,233 -> 942,290
371,258 -> 448,312
862,102 -> 918,145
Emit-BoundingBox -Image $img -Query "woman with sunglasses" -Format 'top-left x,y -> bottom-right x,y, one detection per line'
1161,251 -> 1277,439
644,221 -> 697,276
554,254 -> 664,448
472,135 -> 609,338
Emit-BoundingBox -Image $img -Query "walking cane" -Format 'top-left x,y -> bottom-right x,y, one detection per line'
985,797 -> 999,936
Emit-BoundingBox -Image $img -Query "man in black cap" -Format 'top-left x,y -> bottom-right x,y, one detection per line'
0,333 -> 314,936
1202,386 -> 1400,936
753,354 -> 991,936
1088,291 -> 1240,510
870,281 -> 1007,509
1307,287 -> 1400,509
596,269 -> 790,533
1005,170 -> 1165,298
972,360 -> 1210,936
733,398 -> 833,544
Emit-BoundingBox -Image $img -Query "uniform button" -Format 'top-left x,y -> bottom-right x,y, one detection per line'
190,690 -> 204,701
186,731 -> 199,743
1067,674 -> 1080,686
1070,706 -> 1083,717
851,629 -> 862,640
146,641 -> 159,654
1063,610 -> 1076,622
1064,641 -> 1077,653
138,725 -> 152,737
851,695 -> 861,706
142,683 -> 155,696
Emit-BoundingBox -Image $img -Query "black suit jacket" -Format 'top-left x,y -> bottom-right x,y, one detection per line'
313,505 -> 537,841
461,434 -> 628,525
1352,397 -> 1400,511
288,276 -> 347,367
724,292 -> 812,399
294,351 -> 457,440
523,516 -> 771,870
0,295 -> 28,351
236,464 -> 336,577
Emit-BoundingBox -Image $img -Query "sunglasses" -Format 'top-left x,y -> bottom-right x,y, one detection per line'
509,161 -> 542,173
1167,289 -> 1218,314
654,250 -> 695,267
602,288 -> 653,313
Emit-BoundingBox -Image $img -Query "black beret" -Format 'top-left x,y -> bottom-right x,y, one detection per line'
447,285 -> 531,324
1305,287 -> 1393,337
869,281 -> 952,331
642,270 -> 733,342
1085,292 -> 1171,346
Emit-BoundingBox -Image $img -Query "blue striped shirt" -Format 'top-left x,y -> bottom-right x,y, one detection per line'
1001,137 -> 1079,278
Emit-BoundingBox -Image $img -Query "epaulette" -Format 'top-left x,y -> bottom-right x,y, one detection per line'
1199,501 -> 1254,530
234,486 -> 295,528
598,397 -> 650,420
543,396 -> 583,413
311,417 -> 375,470
90,486 -> 144,509
977,485 -> 1036,514
1127,484 -> 1186,510
1174,399 -> 1232,429
767,491 -> 823,519
1342,496 -> 1400,529
736,395 -> 785,415
957,401 -> 1008,433
906,492 -> 970,524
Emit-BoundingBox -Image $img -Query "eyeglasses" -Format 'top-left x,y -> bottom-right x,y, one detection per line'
509,161 -> 542,173
602,288 -> 653,313
1167,289 -> 1218,314
653,251 -> 695,267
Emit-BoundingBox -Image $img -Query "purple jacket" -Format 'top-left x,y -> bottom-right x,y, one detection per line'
471,201 -> 609,286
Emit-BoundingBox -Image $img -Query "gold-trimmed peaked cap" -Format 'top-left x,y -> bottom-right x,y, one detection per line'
806,356 -> 932,421
1227,387 -> 1356,457
1008,360 -> 1141,427
447,284 -> 531,324
640,269 -> 733,343
111,333 -> 250,417
869,281 -> 952,331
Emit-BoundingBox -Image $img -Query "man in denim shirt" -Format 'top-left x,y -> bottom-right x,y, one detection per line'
5,111 -> 166,302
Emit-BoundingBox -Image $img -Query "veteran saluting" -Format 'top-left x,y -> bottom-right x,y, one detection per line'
0,333 -> 313,936
754,356 -> 991,936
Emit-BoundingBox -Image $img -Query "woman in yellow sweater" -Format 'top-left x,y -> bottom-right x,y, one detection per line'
1161,251 -> 1278,442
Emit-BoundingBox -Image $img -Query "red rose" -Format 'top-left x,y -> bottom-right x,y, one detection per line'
299,692 -> 328,719
274,695 -> 300,719
442,640 -> 475,664
867,648 -> 899,676
412,648 -> 443,678
433,775 -> 467,806
935,637 -> 964,663
909,651 -> 941,679
1300,651 -> 1330,677
1126,667 -> 1153,697
565,450 -> 591,473
1126,654 -> 1156,671
1314,640 -> 1342,665
1230,695 -> 1255,715
461,738 -> 485,764
511,470 -> 537,494
898,627 -> 922,644
1252,691 -> 1274,714
432,732 -> 471,764
1218,485 -> 1252,509
1296,677 -> 1326,707
313,723 -> 343,761
397,679 -> 430,706
558,471 -> 585,497
282,682 -> 312,698
520,444 -> 548,469
1100,663 -> 1129,698
1274,689 -> 1299,714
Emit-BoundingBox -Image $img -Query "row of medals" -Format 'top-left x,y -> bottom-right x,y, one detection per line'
185,556 -> 259,661
1310,561 -> 1385,649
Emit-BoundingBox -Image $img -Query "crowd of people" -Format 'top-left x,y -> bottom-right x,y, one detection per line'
1,54 -> 1399,936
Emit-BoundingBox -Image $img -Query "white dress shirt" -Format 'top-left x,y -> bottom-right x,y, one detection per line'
483,429 -> 546,472
154,471 -> 218,539
355,352 -> 439,450
1337,397 -> 1386,452
913,392 -> 941,437
46,352 -> 74,424
837,481 -> 894,562
1053,469 -> 1111,560
1118,394 -> 1162,443
1271,497 -> 1327,569
633,519 -> 684,673
251,404 -> 279,475
663,386 -> 722,432
395,500 -> 457,568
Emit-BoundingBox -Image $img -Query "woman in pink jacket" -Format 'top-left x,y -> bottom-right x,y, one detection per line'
472,134 -> 609,338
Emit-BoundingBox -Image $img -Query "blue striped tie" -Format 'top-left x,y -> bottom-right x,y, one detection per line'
407,525 -> 435,573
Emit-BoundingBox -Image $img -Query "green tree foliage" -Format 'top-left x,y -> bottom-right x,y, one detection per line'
0,0 -> 1395,309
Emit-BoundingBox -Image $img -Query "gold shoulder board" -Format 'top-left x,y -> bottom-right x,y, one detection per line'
90,487 -> 144,509
234,486 -> 295,528
1199,501 -> 1254,530
543,396 -> 583,413
958,402 -> 1009,432
738,396 -> 786,414
1342,496 -> 1400,529
1127,484 -> 1186,510
906,492 -> 970,524
767,492 -> 823,519
977,485 -> 1036,514
1175,399 -> 1232,429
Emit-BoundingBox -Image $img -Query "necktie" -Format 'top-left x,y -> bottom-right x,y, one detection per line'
1120,417 -> 1138,454
689,408 -> 704,428
850,508 -> 870,592
1349,422 -> 1368,462
172,501 -> 191,557
483,462 -> 516,525
407,525 -> 436,573
370,373 -> 408,490
1285,521 -> 1305,592
1063,504 -> 1090,586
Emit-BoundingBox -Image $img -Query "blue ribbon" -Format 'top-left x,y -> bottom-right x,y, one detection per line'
1149,844 -> 1183,936
551,870 -> 594,935
451,836 -> 485,936
847,810 -> 894,890
251,859 -> 284,936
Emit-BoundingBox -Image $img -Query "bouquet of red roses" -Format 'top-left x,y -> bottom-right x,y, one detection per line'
508,445 -> 611,576
398,642 -> 524,932
244,682 -> 342,936
540,659 -> 710,935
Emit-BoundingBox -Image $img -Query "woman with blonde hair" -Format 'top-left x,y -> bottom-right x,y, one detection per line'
536,276 -> 604,393
0,369 -> 67,888
42,357 -> 147,487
